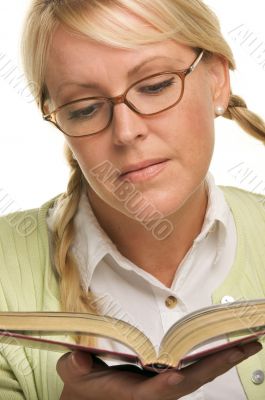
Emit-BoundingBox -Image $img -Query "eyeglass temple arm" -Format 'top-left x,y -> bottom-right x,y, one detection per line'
186,50 -> 204,75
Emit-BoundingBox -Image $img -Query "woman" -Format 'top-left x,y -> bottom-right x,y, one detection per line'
0,0 -> 264,399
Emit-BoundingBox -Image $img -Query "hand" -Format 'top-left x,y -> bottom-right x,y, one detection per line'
57,341 -> 262,400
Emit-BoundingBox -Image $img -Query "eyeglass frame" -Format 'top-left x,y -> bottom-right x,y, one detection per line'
42,49 -> 205,138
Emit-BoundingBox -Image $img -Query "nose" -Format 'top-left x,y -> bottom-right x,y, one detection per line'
111,102 -> 149,146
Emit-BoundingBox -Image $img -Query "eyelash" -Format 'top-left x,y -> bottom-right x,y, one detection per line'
138,78 -> 175,94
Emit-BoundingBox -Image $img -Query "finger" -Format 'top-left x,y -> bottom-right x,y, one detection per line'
136,341 -> 262,400
57,351 -> 107,383
172,341 -> 263,395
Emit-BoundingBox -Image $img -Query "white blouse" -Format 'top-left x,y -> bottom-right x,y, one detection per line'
47,171 -> 246,399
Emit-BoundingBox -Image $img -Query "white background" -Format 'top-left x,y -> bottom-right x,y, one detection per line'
0,1 -> 264,214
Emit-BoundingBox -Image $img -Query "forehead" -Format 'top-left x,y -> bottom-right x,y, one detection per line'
48,25 -> 191,68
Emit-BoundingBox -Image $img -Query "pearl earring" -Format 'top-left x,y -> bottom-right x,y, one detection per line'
215,105 -> 225,116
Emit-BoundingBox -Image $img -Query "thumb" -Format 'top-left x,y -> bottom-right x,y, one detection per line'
57,351 -> 94,383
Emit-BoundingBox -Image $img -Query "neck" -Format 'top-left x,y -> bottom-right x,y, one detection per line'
87,181 -> 208,287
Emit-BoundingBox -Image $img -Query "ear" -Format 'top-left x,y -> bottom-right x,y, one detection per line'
206,55 -> 231,117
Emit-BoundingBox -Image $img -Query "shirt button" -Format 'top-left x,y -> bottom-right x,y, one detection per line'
221,295 -> 235,304
251,370 -> 265,385
165,296 -> 178,309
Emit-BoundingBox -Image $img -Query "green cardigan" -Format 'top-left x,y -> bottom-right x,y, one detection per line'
0,186 -> 264,400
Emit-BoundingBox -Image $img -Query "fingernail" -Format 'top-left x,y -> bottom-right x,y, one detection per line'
71,352 -> 79,369
167,373 -> 185,385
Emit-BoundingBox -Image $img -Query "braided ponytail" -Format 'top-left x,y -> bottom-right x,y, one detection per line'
223,93 -> 265,144
52,144 -> 97,345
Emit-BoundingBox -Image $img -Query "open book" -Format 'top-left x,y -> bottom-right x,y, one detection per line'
0,298 -> 265,371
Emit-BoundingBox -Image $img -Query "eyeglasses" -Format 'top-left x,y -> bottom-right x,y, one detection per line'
42,49 -> 204,138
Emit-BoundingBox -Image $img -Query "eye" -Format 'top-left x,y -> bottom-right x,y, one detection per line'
138,77 -> 176,95
67,102 -> 104,120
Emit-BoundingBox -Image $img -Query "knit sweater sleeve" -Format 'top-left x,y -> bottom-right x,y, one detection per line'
0,201 -> 64,400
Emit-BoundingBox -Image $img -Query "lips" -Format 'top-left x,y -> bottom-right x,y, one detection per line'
118,159 -> 169,183
120,158 -> 169,176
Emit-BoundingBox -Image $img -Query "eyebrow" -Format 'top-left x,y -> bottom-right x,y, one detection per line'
56,55 -> 183,96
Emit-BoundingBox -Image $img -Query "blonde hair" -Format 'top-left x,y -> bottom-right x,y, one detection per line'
21,0 -> 265,345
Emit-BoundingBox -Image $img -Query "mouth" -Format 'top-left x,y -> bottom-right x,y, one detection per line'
119,159 -> 169,183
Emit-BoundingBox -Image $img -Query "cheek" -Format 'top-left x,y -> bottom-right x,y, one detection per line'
65,138 -> 119,200
66,136 -> 108,171
149,94 -> 215,165
182,99 -> 215,158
